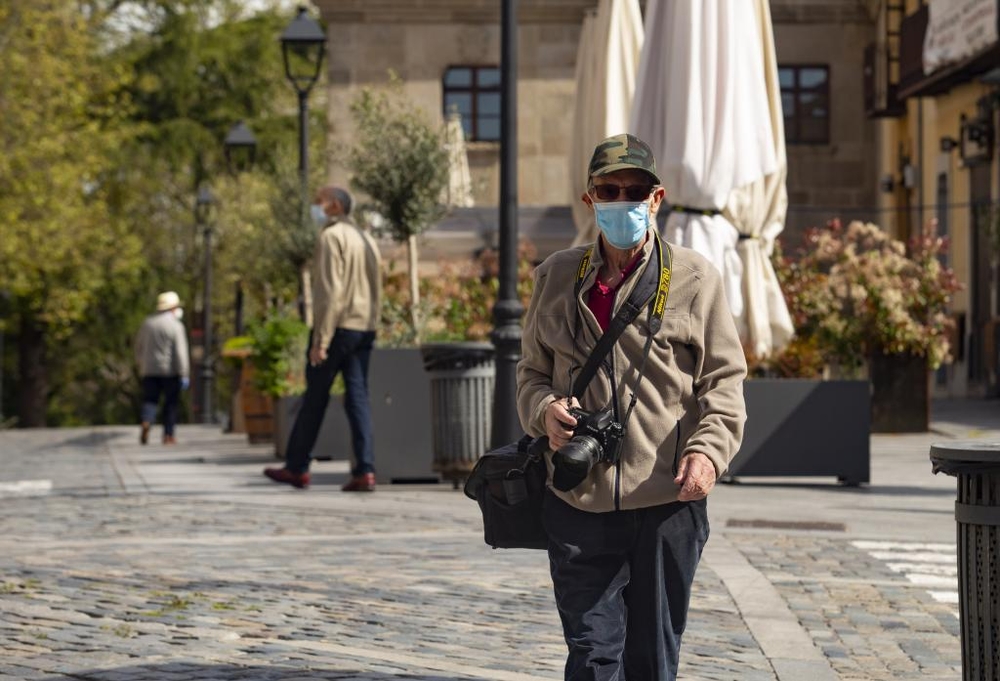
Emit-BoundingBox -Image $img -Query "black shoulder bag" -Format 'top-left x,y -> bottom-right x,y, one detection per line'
464,233 -> 672,549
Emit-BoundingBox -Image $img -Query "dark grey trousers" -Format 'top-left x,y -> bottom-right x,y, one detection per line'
543,492 -> 710,681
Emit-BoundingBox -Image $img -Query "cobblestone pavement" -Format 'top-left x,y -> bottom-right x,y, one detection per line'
1,400 -> 998,680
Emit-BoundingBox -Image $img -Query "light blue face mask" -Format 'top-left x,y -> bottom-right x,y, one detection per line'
310,203 -> 328,227
593,201 -> 651,249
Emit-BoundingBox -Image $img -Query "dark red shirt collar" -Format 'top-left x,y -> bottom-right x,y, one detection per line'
586,247 -> 645,332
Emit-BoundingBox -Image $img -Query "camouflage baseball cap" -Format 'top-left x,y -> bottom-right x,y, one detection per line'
587,133 -> 660,185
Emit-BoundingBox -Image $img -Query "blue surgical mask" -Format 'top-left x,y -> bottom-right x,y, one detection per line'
593,201 -> 651,249
310,203 -> 328,227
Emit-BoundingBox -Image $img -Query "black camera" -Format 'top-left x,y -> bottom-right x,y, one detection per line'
551,407 -> 624,492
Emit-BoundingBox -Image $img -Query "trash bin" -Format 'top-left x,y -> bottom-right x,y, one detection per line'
930,441 -> 1000,681
421,342 -> 495,488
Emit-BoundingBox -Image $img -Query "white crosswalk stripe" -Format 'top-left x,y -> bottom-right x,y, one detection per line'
852,540 -> 958,615
0,479 -> 53,497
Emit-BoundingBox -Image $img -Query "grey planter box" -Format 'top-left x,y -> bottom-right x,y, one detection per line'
728,379 -> 870,485
274,348 -> 437,484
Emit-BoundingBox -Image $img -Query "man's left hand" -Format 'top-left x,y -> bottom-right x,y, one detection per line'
309,345 -> 327,367
674,452 -> 717,501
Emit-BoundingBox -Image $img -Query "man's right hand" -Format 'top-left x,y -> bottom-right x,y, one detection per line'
544,396 -> 581,450
309,345 -> 327,367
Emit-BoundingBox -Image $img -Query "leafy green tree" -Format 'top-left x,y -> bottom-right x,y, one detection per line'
117,0 -> 329,349
0,0 -> 328,426
0,2 -> 144,426
347,80 -> 450,336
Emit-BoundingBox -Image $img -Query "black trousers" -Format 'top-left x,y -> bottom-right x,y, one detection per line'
140,376 -> 181,436
543,492 -> 709,681
285,328 -> 376,477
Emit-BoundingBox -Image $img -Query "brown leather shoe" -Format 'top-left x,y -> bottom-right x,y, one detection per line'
264,467 -> 310,489
140,422 -> 150,445
342,472 -> 376,492
163,434 -> 177,445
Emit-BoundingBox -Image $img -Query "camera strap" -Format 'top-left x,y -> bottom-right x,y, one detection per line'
570,231 -> 672,400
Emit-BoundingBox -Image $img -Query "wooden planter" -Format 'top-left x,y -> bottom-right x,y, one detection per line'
240,364 -> 275,444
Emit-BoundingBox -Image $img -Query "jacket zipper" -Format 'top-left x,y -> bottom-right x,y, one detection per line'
672,423 -> 682,477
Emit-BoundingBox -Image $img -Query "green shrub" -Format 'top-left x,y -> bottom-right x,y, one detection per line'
244,311 -> 308,397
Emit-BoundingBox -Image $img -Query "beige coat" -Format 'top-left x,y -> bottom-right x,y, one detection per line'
311,219 -> 382,350
516,229 -> 747,512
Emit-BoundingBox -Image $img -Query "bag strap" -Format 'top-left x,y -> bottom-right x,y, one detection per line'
570,232 -> 671,399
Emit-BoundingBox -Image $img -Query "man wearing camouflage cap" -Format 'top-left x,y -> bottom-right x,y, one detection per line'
517,133 -> 747,680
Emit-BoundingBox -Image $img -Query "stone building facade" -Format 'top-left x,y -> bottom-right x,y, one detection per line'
313,0 -> 878,255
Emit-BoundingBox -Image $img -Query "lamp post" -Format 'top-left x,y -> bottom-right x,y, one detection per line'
490,0 -> 523,448
280,6 -> 327,252
195,184 -> 218,424
223,119 -> 257,334
0,290 -> 8,425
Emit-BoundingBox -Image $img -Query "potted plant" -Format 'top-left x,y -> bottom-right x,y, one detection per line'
773,219 -> 961,432
346,75 -> 449,338
227,311 -> 308,446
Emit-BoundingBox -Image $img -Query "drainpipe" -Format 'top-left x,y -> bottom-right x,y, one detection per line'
917,96 -> 924,233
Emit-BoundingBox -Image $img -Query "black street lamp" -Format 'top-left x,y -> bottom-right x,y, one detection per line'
280,6 -> 327,240
195,183 -> 218,424
224,120 -> 258,172
490,0 -> 523,448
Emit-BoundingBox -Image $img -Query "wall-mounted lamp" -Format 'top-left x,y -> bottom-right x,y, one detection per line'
901,163 -> 916,189
959,110 -> 995,166
879,173 -> 895,193
940,136 -> 960,153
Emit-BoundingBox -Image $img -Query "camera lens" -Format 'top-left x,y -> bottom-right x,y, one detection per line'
552,436 -> 601,491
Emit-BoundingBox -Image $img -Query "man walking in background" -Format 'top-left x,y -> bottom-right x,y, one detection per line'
265,185 -> 383,492
135,291 -> 190,445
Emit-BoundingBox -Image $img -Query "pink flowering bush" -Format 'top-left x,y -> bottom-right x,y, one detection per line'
774,219 -> 961,374
380,239 -> 538,346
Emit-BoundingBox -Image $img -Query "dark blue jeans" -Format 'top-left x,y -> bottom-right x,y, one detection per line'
285,328 -> 376,477
141,376 -> 181,436
543,492 -> 710,681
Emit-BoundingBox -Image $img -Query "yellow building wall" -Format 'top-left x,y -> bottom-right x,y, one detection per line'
878,75 -> 999,395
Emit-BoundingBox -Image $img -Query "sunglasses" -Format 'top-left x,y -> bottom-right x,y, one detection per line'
590,184 -> 655,202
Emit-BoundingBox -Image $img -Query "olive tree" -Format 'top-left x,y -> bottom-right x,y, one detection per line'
347,81 -> 449,335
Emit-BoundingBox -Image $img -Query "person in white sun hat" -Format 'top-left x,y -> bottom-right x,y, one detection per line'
134,291 -> 190,445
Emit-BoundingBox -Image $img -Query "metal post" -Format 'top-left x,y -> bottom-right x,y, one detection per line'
0,322 -> 4,424
298,90 -> 310,321
201,222 -> 214,424
0,290 -> 8,424
490,0 -> 523,448
298,90 -> 310,229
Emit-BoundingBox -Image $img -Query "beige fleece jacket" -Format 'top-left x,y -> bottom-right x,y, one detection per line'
311,219 -> 383,350
516,229 -> 747,512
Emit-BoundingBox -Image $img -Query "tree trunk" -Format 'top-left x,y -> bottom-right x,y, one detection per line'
300,263 -> 313,329
17,316 -> 48,427
407,234 -> 421,338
